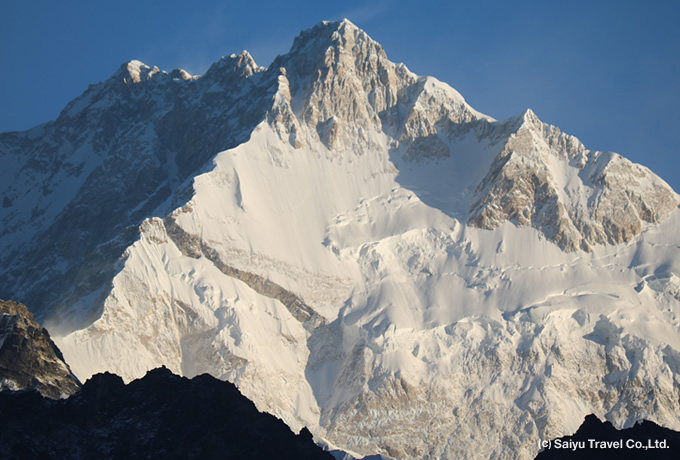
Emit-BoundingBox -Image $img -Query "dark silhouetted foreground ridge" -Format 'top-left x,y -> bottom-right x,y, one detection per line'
0,367 -> 332,459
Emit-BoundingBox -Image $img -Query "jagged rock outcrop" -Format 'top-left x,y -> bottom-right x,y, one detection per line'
469,110 -> 679,251
266,19 -> 492,158
0,366 -> 332,459
0,50 -> 275,327
163,214 -> 324,328
0,300 -> 79,398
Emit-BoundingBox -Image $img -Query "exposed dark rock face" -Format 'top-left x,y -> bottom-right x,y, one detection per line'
163,214 -> 323,329
468,110 -> 679,252
0,54 -> 275,327
0,299 -> 80,398
535,414 -> 680,459
0,366 -> 332,459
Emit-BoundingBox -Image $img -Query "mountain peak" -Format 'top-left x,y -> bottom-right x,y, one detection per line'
329,18 -> 362,39
521,107 -> 538,123
230,50 -> 259,72
263,18 -> 411,151
282,18 -> 384,71
504,107 -> 542,131
204,50 -> 262,81
111,60 -> 197,86
469,104 -> 679,251
168,68 -> 196,81
320,18 -> 359,32
314,18 -> 361,37
121,59 -> 160,84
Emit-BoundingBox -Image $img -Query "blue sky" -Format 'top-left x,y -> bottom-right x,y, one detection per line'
2,0 -> 679,190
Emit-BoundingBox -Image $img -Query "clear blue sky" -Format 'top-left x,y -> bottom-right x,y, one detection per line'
2,0 -> 679,190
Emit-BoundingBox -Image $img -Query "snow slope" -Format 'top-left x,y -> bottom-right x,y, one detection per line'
3,19 -> 680,459
58,118 -> 680,458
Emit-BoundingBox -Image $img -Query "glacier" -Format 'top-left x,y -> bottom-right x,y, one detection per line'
1,19 -> 680,459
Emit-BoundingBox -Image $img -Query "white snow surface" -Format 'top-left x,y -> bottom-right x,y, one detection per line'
58,120 -> 680,458
40,19 -> 680,459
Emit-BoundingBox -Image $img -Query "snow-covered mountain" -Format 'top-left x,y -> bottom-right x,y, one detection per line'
1,19 -> 679,459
